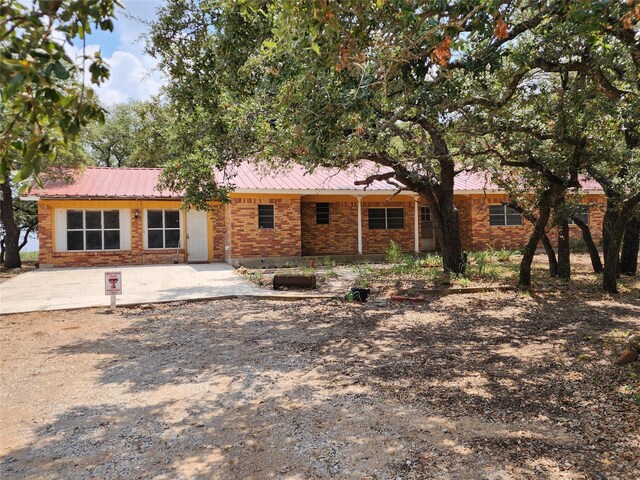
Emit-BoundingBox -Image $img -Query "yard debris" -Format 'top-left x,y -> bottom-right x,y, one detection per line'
1,290 -> 638,479
616,334 -> 640,365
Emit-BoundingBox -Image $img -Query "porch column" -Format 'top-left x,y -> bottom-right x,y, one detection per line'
414,196 -> 420,253
357,196 -> 363,254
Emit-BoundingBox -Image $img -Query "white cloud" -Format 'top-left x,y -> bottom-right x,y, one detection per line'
94,50 -> 163,106
92,1 -> 166,106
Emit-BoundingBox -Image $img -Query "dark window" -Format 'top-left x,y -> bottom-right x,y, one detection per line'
489,205 -> 522,226
316,203 -> 330,225
368,208 -> 386,230
67,231 -> 84,251
568,205 -> 589,225
147,210 -> 181,249
66,210 -> 120,251
258,205 -> 275,229
368,208 -> 405,230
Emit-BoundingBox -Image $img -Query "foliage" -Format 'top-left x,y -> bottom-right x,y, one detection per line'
82,98 -> 176,168
1,0 -> 121,185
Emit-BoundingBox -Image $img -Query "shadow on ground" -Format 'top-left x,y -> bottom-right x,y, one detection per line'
2,291 -> 639,479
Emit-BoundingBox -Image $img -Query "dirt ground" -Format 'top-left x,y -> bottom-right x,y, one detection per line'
1,291 -> 639,479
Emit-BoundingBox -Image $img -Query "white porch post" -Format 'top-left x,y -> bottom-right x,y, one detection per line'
357,196 -> 363,254
414,196 -> 420,253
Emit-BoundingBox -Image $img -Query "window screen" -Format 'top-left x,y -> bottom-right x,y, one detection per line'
258,205 -> 275,229
368,208 -> 405,230
316,203 -> 330,225
489,205 -> 522,226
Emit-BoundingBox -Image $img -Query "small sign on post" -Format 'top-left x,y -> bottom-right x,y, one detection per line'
105,271 -> 122,310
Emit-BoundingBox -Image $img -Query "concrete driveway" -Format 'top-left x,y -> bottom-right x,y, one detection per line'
0,263 -> 268,314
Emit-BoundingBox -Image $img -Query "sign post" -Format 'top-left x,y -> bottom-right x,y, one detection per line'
104,272 -> 122,310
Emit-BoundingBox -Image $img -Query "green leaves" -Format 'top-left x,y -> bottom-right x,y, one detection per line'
1,0 -> 119,182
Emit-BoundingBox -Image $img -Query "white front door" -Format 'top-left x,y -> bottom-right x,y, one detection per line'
186,210 -> 209,262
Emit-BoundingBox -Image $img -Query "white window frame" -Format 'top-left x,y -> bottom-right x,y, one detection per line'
143,209 -> 184,250
54,209 -> 130,252
489,205 -> 522,227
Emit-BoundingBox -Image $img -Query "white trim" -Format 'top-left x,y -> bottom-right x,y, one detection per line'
54,209 -> 66,252
356,196 -> 363,254
119,209 -> 131,250
414,198 -> 419,253
54,208 -> 130,252
143,208 -> 184,250
23,188 -> 605,201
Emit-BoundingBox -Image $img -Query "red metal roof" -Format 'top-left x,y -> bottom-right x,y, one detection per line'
28,162 -> 602,198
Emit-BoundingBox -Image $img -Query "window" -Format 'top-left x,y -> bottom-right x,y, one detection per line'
316,203 -> 330,225
368,208 -> 405,230
420,206 -> 431,223
147,210 -> 181,249
66,210 -> 120,251
489,205 -> 522,226
258,204 -> 275,229
568,205 -> 589,225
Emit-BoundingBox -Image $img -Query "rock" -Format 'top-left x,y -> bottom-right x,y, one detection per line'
616,349 -> 639,365
12,267 -> 22,273
628,334 -> 640,350
140,304 -> 154,310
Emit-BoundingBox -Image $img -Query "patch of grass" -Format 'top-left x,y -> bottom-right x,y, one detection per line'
20,251 -> 38,261
570,237 -> 588,253
321,256 -> 337,268
323,268 -> 338,279
245,271 -> 264,282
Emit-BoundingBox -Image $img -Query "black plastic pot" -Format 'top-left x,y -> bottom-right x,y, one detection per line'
349,287 -> 370,302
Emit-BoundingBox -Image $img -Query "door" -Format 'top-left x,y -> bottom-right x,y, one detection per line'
420,206 -> 435,251
186,210 -> 209,262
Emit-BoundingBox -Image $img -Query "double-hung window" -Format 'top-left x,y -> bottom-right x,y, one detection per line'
66,210 -> 120,250
368,208 -> 405,230
568,205 -> 589,225
316,203 -> 330,225
147,210 -> 181,248
489,205 -> 522,226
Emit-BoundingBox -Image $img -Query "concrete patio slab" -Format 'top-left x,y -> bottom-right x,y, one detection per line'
0,263 -> 310,314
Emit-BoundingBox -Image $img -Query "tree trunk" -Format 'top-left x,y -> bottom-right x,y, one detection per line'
619,215 -> 639,275
571,216 -> 603,273
557,219 -> 571,280
439,200 -> 465,274
424,192 -> 465,274
601,206 -> 627,293
541,233 -> 558,276
519,200 -> 553,287
0,174 -> 21,269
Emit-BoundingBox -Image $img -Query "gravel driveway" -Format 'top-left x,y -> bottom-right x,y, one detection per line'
1,293 -> 639,479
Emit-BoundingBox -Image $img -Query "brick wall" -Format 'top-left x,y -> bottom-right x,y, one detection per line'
468,194 -> 605,251
40,205 -> 185,268
212,205 -> 226,260
37,204 -> 53,266
362,200 -> 415,254
456,196 -> 473,251
226,196 -> 302,258
301,201 -> 358,255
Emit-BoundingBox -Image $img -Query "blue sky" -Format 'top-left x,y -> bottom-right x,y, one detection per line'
77,0 -> 166,106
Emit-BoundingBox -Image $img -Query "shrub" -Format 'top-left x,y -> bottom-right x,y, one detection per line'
386,240 -> 405,264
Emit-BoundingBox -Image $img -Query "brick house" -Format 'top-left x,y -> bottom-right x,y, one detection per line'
25,162 -> 605,268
